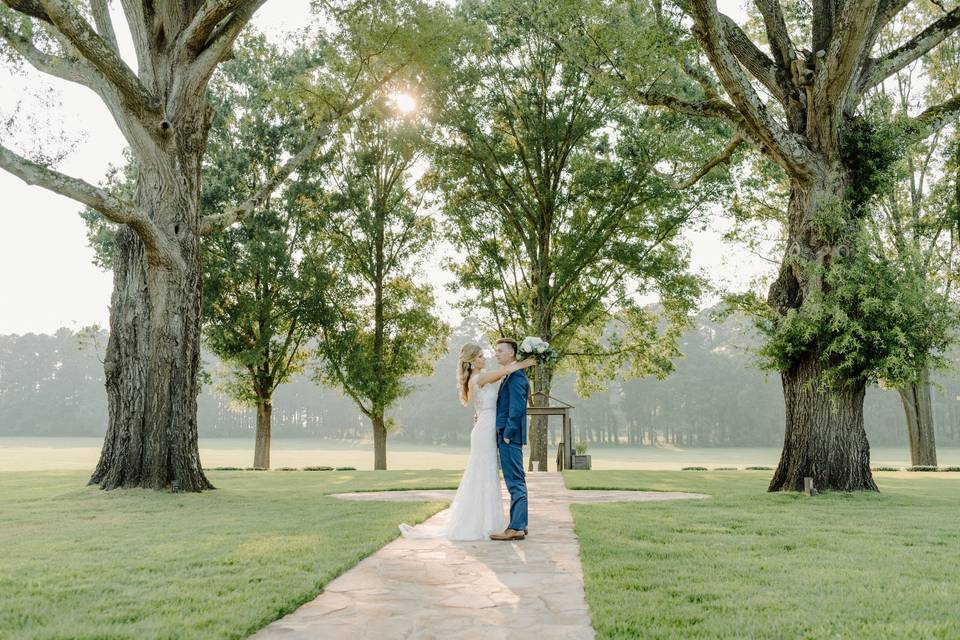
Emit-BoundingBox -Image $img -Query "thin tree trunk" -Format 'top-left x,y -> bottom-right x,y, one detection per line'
528,364 -> 552,471
898,366 -> 938,467
372,412 -> 387,470
254,397 -> 273,469
372,202 -> 387,472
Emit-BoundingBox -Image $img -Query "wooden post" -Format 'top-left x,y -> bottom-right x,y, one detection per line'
803,477 -> 814,496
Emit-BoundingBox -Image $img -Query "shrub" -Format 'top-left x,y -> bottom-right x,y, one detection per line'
745,466 -> 774,471
335,467 -> 357,471
939,466 -> 960,472
713,467 -> 738,471
209,466 -> 243,471
276,467 -> 298,471
303,466 -> 334,471
907,466 -> 938,472
682,466 -> 708,471
872,466 -> 901,472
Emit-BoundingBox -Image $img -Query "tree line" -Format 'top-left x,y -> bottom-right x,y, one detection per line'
5,313 -> 960,450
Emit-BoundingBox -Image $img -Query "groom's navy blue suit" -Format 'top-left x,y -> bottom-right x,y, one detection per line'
496,369 -> 528,532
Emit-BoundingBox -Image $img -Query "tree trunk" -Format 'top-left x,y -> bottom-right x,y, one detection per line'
767,172 -> 877,492
372,412 -> 387,470
254,397 -> 273,469
769,355 -> 877,491
898,366 -> 937,467
89,121 -> 213,492
528,365 -> 552,471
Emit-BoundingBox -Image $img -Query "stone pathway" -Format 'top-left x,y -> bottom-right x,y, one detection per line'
249,474 -> 709,640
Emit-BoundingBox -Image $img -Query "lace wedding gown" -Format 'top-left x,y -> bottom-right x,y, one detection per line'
398,377 -> 506,540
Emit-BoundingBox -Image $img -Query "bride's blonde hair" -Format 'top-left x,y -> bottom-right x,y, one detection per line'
457,342 -> 484,407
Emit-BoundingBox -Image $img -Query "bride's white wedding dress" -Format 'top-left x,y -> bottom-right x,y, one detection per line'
398,377 -> 506,540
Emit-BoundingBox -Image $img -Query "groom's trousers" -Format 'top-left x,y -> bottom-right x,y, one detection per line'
497,437 -> 528,532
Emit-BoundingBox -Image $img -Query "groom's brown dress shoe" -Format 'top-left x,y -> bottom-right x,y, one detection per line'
490,528 -> 526,541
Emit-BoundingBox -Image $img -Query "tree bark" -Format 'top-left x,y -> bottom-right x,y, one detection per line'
897,366 -> 938,467
254,397 -> 273,469
527,364 -> 552,471
372,412 -> 387,470
769,354 -> 877,491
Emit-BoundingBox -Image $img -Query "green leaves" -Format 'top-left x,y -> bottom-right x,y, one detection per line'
201,32 -> 336,405
313,97 -> 449,424
840,112 -> 910,214
756,231 -> 956,388
430,0 -> 727,393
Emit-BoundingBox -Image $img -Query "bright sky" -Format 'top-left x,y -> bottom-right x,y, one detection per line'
0,1 -> 766,336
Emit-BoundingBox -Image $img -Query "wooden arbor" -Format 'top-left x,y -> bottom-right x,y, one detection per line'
528,392 -> 574,471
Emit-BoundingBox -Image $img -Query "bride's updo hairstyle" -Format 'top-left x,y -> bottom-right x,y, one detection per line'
457,342 -> 484,407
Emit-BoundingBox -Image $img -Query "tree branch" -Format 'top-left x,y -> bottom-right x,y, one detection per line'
181,0 -> 247,52
687,0 -> 814,177
34,0 -> 161,120
718,12 -> 788,104
753,0 -> 794,69
2,0 -> 51,22
201,137 -> 316,233
186,0 -> 268,94
868,0 -> 913,45
859,6 -> 960,92
674,0 -> 788,101
116,0 -> 150,76
0,142 -> 181,269
202,59 -> 405,234
90,0 -> 119,52
907,93 -> 960,143
0,20 -> 101,89
657,133 -> 747,189
814,0 -> 880,114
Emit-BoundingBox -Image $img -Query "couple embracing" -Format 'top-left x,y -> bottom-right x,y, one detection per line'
399,338 -> 537,541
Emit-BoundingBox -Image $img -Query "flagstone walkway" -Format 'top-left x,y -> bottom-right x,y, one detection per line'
249,473 -> 709,640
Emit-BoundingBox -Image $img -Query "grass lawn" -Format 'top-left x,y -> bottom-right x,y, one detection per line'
5,467 -> 958,640
0,469 -> 460,640
565,470 -> 960,639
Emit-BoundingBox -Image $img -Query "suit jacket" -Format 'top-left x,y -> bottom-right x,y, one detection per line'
496,369 -> 528,445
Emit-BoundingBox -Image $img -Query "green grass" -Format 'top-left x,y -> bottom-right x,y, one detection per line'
564,470 -> 960,639
5,467 -> 958,640
0,469 -> 460,640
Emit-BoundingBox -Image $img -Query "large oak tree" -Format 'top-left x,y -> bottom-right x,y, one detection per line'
0,0 -> 416,490
0,0 -> 274,491
563,0 -> 960,490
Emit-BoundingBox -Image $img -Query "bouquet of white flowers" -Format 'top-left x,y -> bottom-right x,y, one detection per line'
517,336 -> 559,366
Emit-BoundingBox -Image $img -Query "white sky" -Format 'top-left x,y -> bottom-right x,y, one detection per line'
0,0 -> 765,336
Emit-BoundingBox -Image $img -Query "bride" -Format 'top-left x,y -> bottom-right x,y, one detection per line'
399,342 -> 535,540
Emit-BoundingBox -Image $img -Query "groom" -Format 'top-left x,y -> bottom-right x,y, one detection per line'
491,338 -> 529,541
